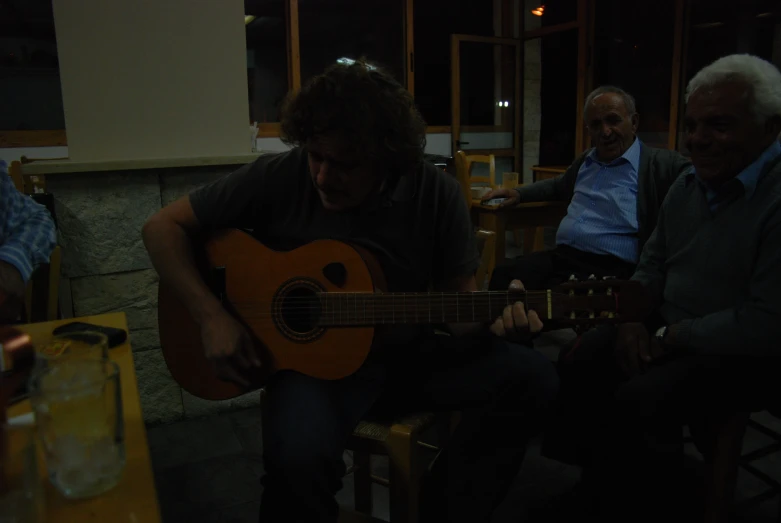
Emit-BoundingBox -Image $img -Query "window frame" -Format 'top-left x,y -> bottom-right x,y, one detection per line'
0,0 -> 695,152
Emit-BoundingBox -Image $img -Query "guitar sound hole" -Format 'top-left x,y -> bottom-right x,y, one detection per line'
280,287 -> 322,334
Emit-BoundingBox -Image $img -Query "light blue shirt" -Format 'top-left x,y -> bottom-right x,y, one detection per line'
691,140 -> 781,212
556,138 -> 642,263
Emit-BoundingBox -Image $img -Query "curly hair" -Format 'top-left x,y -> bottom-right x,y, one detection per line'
280,59 -> 427,178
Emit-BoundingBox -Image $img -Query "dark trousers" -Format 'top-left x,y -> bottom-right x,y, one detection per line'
488,245 -> 636,292
258,336 -> 559,523
543,326 -> 780,520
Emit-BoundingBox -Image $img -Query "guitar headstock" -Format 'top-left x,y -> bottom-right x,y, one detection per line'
550,275 -> 652,326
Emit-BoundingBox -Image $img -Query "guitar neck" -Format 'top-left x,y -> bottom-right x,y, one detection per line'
318,291 -> 552,326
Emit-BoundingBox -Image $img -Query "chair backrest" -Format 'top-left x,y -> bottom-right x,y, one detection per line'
24,246 -> 61,323
465,154 -> 496,188
7,161 -> 24,192
454,151 -> 472,208
454,151 -> 497,209
474,229 -> 496,291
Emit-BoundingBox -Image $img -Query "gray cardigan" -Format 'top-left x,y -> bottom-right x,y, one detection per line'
633,153 -> 781,355
516,144 -> 692,259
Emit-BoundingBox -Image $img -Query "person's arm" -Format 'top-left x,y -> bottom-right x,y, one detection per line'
431,178 -> 483,336
142,197 -> 222,323
631,210 -> 667,312
0,165 -> 56,284
142,160 -> 268,323
514,153 -> 585,203
665,215 -> 781,355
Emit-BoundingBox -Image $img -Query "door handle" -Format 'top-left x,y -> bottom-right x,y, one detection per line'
456,140 -> 470,148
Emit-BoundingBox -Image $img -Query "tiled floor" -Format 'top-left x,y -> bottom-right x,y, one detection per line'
147,331 -> 781,522
147,406 -> 781,522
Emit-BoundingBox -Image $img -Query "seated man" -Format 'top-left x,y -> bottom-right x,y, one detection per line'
544,54 -> 781,521
485,86 -> 691,292
0,161 -> 57,322
142,61 -> 558,523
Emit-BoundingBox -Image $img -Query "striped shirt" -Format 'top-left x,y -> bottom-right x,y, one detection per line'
0,161 -> 57,282
555,138 -> 642,263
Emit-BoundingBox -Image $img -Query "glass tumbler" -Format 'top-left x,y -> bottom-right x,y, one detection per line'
29,359 -> 124,499
35,332 -> 108,369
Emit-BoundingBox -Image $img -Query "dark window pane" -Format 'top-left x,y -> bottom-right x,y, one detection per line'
414,0 -> 496,125
525,29 -> 579,172
246,0 -> 288,123
0,0 -> 65,130
686,0 -> 780,82
299,0 -> 405,87
592,0 -> 676,148
679,0 -> 781,151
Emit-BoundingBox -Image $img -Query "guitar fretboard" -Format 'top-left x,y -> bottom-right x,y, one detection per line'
317,291 -> 551,326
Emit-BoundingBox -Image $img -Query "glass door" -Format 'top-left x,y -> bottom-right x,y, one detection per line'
450,35 -> 521,185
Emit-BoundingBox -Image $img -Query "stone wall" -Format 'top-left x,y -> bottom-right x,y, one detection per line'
47,165 -> 261,425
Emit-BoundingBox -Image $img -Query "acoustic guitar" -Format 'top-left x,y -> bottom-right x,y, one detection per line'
158,229 -> 650,400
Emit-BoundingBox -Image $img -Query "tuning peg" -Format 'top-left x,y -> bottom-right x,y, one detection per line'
602,275 -> 616,280
588,274 -> 597,280
568,274 -> 578,282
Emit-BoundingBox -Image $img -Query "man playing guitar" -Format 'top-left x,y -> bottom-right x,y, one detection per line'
142,61 -> 559,522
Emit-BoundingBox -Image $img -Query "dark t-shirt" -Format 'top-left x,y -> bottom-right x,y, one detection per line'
189,147 -> 479,342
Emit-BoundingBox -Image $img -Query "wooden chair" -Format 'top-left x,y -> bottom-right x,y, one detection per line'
7,161 -> 24,192
463,153 -> 496,189
257,227 -> 494,522
693,408 -> 781,522
474,229 -> 495,291
342,226 -> 497,521
23,246 -> 62,323
454,150 -> 497,203
455,150 -> 541,256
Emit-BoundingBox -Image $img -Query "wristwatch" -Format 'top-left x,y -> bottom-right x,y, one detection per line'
655,325 -> 668,345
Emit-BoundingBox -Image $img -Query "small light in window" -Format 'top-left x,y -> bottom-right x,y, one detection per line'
531,5 -> 545,16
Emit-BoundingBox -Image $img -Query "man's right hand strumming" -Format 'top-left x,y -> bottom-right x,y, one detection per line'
141,195 -> 262,388
200,309 -> 261,388
481,187 -> 521,208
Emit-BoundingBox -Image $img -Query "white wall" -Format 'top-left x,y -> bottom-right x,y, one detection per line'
52,0 -> 249,162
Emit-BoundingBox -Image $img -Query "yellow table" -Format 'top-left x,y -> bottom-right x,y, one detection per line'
8,312 -> 162,523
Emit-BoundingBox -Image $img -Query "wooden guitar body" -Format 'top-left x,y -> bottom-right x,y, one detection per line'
158,229 -> 380,400
158,229 -> 651,401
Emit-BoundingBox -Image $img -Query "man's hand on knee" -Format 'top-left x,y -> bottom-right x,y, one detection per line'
614,322 -> 665,376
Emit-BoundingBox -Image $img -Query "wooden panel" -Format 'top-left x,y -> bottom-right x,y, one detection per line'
0,130 -> 67,148
453,34 -> 518,45
405,0 -> 414,94
450,34 -> 461,157
462,148 -> 516,157
523,20 -> 579,40
7,161 -> 24,191
575,0 -> 588,156
286,0 -> 301,90
461,124 -> 513,132
256,122 -> 281,138
426,126 -> 451,133
668,0 -> 687,151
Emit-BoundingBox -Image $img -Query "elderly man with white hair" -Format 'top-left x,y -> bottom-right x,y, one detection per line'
540,54 -> 781,522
